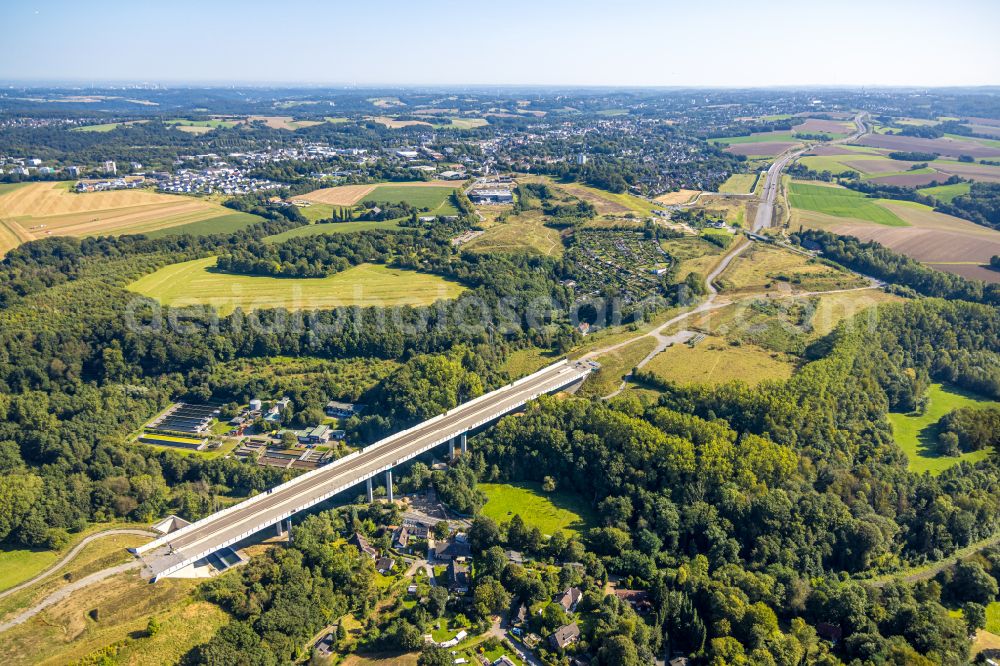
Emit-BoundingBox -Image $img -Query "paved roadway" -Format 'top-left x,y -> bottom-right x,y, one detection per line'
139,360 -> 594,579
752,112 -> 868,232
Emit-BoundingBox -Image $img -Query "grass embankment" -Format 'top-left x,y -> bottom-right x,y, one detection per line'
0,523 -> 148,594
0,572 -> 225,666
127,257 -> 466,315
643,336 -> 795,387
887,383 -> 998,475
716,244 -> 866,294
479,481 -> 596,536
0,532 -> 149,619
466,209 -> 564,257
576,336 -> 658,398
718,174 -> 758,194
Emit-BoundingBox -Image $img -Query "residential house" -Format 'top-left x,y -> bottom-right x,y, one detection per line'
429,536 -> 472,562
351,532 -> 378,560
556,587 -> 583,613
375,556 -> 394,574
505,550 -> 525,565
493,657 -> 517,666
613,589 -> 653,614
448,559 -> 470,594
549,622 -> 581,650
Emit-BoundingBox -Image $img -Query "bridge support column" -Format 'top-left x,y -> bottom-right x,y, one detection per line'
385,469 -> 393,502
460,432 -> 467,455
366,477 -> 373,503
275,522 -> 283,536
286,518 -> 293,542
448,437 -> 455,460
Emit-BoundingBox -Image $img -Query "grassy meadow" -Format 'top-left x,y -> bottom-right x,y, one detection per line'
127,257 -> 466,315
643,336 -> 796,387
265,220 -> 404,243
479,481 -> 596,536
887,383 -> 999,475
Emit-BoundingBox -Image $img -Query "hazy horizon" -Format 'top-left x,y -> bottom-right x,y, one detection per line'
3,0 -> 999,88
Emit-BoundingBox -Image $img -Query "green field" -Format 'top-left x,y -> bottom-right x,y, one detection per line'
788,182 -> 909,227
988,602 -> 1000,634
143,211 -> 265,238
0,522 -> 144,593
265,220 -> 404,243
127,256 -> 466,315
887,383 -> 998,475
918,182 -> 972,203
479,482 -> 596,536
364,185 -> 459,215
718,173 -> 758,193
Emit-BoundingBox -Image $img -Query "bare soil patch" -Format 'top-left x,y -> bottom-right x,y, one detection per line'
870,172 -> 952,187
858,134 -> 1000,159
793,118 -> 853,134
725,142 -> 799,156
932,161 -> 1000,183
654,189 -> 701,205
925,263 -> 1000,283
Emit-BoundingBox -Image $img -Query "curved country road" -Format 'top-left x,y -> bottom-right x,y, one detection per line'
0,528 -> 156,603
0,560 -> 145,634
590,112 -> 872,398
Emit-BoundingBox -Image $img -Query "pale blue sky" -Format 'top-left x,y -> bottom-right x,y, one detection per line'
2,0 -> 998,87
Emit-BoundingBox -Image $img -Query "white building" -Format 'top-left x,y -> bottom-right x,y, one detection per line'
103,160 -> 117,175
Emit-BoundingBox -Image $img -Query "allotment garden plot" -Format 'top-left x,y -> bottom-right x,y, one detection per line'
565,229 -> 673,309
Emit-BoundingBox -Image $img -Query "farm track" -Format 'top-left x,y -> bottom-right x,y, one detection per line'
0,529 -> 157,602
587,113 -> 873,399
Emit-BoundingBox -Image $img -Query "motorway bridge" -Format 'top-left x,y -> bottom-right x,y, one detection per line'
134,359 -> 595,580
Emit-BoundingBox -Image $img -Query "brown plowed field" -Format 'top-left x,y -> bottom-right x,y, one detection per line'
725,142 -> 799,156
793,118 -> 854,134
925,263 -> 1000,283
931,162 -> 1000,184
842,159 -> 917,174
870,172 -> 952,187
793,202 -> 1000,267
858,134 -> 1000,159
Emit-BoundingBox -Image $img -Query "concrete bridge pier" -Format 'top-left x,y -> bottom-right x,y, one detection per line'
275,522 -> 283,536
385,469 -> 393,502
460,432 -> 467,455
286,518 -> 293,541
366,477 -> 373,503
448,437 -> 455,460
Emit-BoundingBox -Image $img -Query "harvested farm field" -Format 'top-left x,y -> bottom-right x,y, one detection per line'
298,181 -> 460,206
792,118 -> 854,135
869,171 -> 954,187
725,141 -> 800,157
792,200 -> 1000,282
0,181 -> 250,255
857,134 -> 1000,159
929,161 -> 1000,184
654,189 -> 701,204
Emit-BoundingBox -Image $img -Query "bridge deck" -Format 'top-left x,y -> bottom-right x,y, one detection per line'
137,359 -> 593,579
